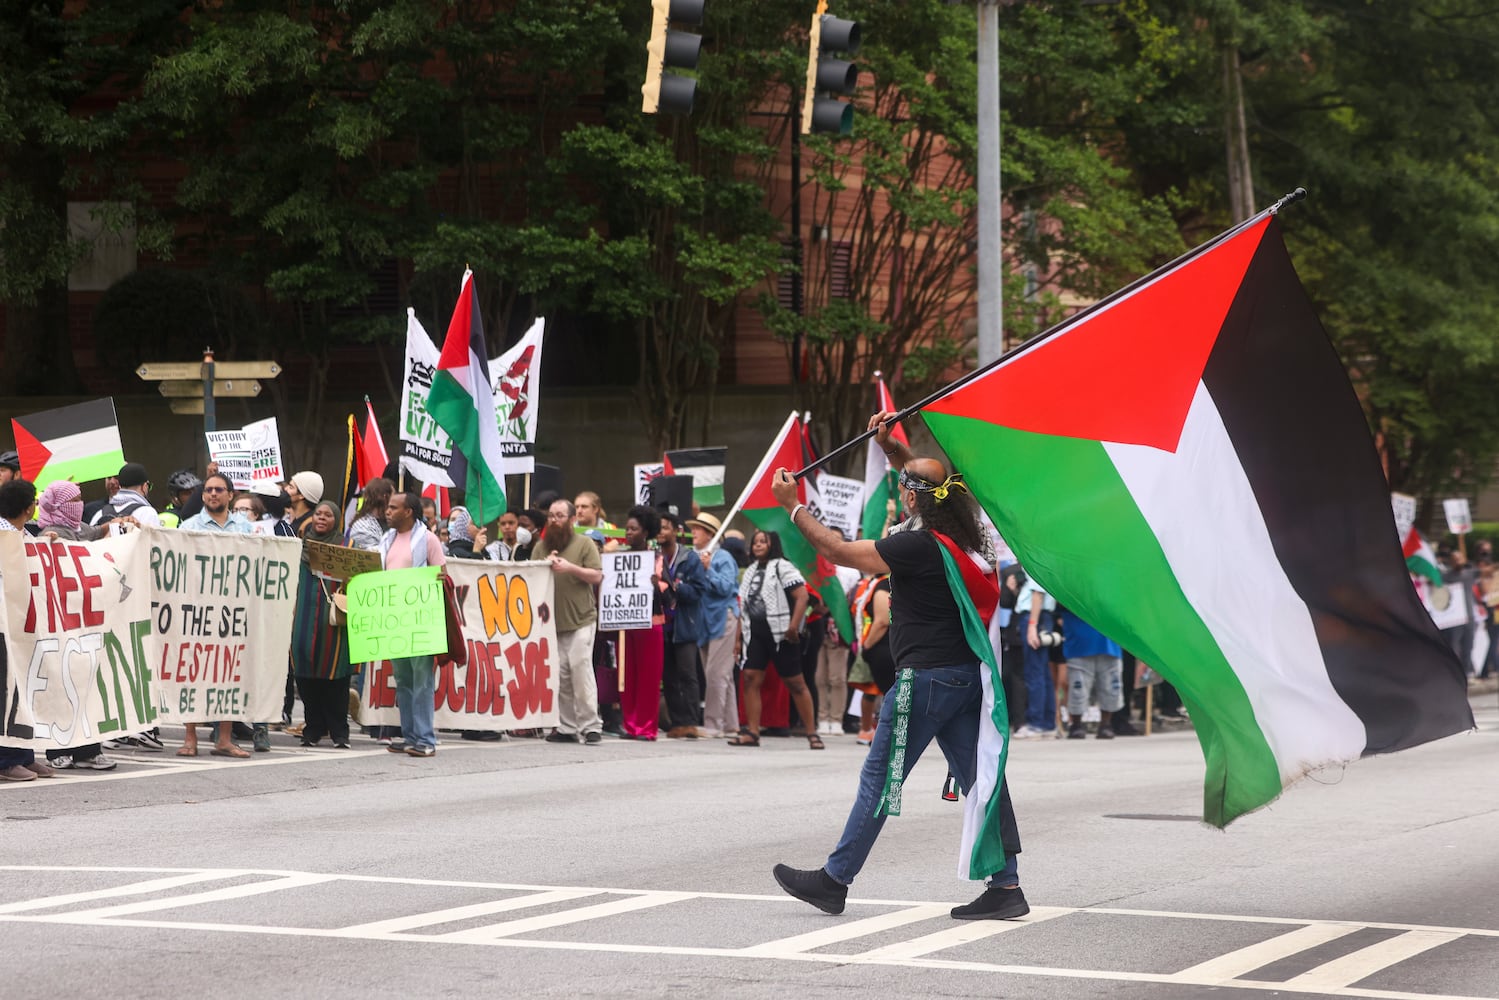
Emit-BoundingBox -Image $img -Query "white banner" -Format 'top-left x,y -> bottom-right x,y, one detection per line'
0,529 -> 301,749
816,473 -> 864,542
599,551 -> 653,630
399,310 -> 545,487
634,463 -> 664,505
492,317 -> 544,475
151,529 -> 302,724
359,560 -> 559,731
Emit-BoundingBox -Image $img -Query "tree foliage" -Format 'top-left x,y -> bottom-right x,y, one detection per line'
5,1 -> 1499,502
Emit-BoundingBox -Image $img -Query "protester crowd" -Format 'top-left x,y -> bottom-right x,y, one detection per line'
0,443 -> 1198,785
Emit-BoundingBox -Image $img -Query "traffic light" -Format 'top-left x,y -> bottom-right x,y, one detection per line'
800,6 -> 861,136
641,0 -> 705,115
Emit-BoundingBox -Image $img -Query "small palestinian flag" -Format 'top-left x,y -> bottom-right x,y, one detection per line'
923,213 -> 1473,827
663,447 -> 726,507
730,414 -> 853,643
862,373 -> 907,540
1401,527 -> 1443,588
11,398 -> 125,489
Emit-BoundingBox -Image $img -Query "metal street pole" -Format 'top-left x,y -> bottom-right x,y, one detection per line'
976,0 -> 1003,366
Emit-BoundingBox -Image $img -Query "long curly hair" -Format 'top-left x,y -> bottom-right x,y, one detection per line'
910,475 -> 986,555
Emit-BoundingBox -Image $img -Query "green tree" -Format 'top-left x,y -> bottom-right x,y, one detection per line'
1118,1 -> 1499,506
771,0 -> 1184,465
0,2 -> 178,394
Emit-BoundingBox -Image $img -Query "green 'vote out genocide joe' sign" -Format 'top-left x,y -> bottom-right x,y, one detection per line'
344,566 -> 447,662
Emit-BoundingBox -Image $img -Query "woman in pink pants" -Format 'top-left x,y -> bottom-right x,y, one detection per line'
619,505 -> 666,740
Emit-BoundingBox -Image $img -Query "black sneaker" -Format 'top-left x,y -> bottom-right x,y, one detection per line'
584,732 -> 602,745
951,884 -> 1029,920
772,864 -> 847,915
1095,727 -> 1115,740
1111,718 -> 1142,736
1067,722 -> 1088,739
545,731 -> 579,744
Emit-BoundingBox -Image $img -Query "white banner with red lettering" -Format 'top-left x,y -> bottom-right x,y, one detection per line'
0,528 -> 301,749
358,559 -> 559,731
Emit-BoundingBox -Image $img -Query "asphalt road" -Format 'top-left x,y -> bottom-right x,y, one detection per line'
3,689 -> 1497,1000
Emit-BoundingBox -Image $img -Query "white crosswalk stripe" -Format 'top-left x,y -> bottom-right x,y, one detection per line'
0,866 -> 1493,1000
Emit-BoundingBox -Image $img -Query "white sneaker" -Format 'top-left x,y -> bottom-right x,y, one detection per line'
78,754 -> 118,770
50,755 -> 76,769
1011,725 -> 1044,740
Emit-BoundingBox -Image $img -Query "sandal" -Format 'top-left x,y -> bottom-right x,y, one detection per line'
726,732 -> 760,747
210,745 -> 251,759
807,734 -> 825,750
175,745 -> 199,757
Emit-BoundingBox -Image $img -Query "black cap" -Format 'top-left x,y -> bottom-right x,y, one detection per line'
117,462 -> 149,488
0,451 -> 19,471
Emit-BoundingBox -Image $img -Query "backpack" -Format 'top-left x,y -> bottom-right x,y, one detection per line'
93,501 -> 148,526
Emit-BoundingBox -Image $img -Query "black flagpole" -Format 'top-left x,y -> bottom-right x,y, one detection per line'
794,187 -> 1308,479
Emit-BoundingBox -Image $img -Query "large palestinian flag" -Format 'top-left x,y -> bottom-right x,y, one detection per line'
922,214 -> 1473,827
731,412 -> 854,643
427,271 -> 507,523
11,398 -> 125,489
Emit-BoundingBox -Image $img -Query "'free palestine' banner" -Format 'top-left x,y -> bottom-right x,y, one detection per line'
359,559 -> 559,731
0,529 -> 301,749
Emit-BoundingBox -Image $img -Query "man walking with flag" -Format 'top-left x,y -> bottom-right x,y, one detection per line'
769,416 -> 1026,921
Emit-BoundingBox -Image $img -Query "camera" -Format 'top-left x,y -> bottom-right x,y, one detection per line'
1035,631 -> 1063,647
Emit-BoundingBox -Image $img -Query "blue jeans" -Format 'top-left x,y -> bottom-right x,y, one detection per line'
392,656 -> 436,750
1022,610 -> 1056,731
825,662 -> 1020,887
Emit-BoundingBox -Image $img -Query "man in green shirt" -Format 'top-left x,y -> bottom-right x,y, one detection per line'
532,498 -> 605,744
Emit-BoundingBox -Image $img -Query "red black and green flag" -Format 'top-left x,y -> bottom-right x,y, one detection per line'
921,213 -> 1473,827
731,412 -> 854,643
11,398 -> 125,489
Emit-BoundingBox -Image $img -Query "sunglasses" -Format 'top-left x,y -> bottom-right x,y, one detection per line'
202,486 -> 229,494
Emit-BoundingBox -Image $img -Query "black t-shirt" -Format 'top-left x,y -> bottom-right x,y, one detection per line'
873,530 -> 974,669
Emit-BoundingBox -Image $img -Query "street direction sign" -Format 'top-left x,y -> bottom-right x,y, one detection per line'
136,362 -> 203,381
214,361 -> 281,379
157,380 -> 262,398
169,399 -> 206,415
137,361 -> 281,380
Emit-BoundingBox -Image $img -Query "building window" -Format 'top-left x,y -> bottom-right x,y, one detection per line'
777,238 -> 801,310
829,240 -> 852,300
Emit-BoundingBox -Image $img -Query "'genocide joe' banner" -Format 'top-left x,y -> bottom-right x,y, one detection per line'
0,528 -> 300,750
358,559 -> 559,731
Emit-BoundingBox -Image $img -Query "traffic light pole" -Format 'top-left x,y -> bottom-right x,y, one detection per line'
790,114 -> 804,381
976,0 -> 1004,366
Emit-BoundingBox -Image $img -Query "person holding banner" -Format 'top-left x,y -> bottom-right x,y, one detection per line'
293,501 -> 356,748
178,473 -> 257,757
346,478 -> 395,741
618,505 -> 666,741
379,491 -> 446,757
532,498 -> 605,745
